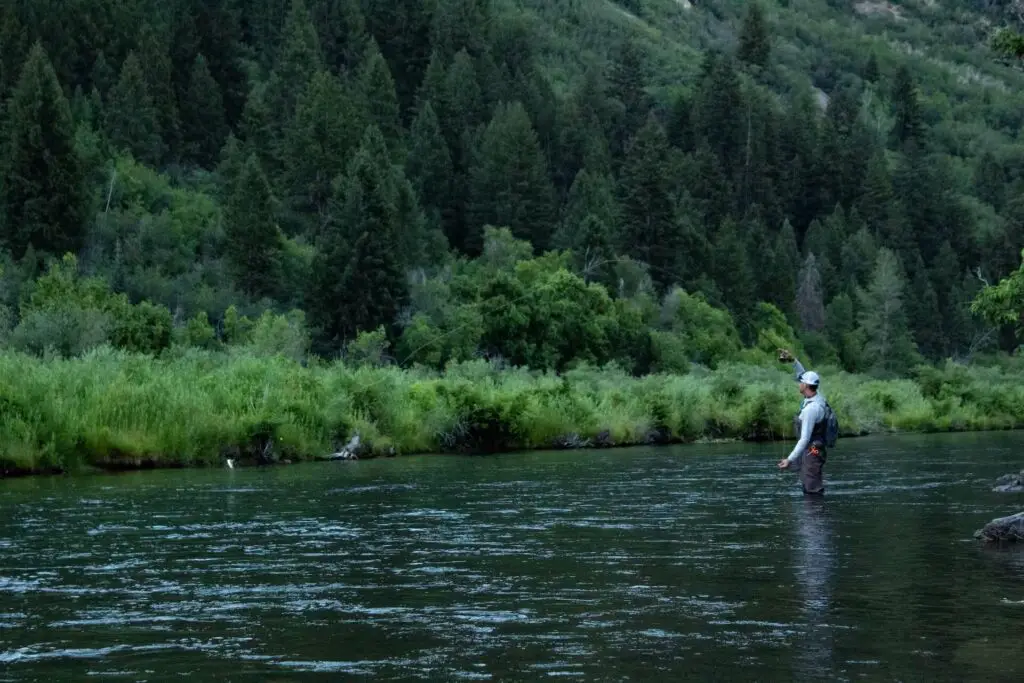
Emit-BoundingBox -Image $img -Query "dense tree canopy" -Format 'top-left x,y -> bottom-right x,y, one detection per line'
1,0 -> 1023,376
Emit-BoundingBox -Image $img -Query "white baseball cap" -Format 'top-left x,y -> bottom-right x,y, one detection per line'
798,371 -> 820,387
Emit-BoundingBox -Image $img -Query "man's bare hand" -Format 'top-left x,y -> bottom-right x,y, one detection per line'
777,348 -> 793,363
777,458 -> 790,469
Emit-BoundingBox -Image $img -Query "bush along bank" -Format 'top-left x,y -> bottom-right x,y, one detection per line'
3,347 -> 1024,476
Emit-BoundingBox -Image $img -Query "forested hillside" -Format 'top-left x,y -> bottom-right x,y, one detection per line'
2,0 -> 1024,377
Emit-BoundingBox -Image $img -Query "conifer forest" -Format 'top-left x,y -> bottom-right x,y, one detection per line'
4,0 -> 1024,470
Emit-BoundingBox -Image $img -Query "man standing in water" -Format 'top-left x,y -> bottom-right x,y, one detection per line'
777,350 -> 829,495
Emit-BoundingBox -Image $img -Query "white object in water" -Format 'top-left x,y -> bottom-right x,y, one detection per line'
226,458 -> 235,469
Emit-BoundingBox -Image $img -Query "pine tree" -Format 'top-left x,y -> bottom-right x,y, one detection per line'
224,154 -> 283,299
890,65 -> 925,148
406,101 -> 454,237
556,168 -> 620,250
906,253 -> 942,358
710,218 -> 757,319
106,51 -> 164,165
340,229 -> 408,340
737,2 -> 771,70
216,133 -> 246,201
666,92 -> 694,152
825,292 -> 860,371
265,0 -> 324,165
694,52 -> 745,179
608,36 -> 650,159
796,252 -> 826,332
90,51 -> 116,100
239,82 -> 275,172
778,87 -> 821,233
690,142 -> 733,230
863,52 -> 880,83
467,101 -> 556,254
764,220 -> 800,319
839,225 -> 879,294
1,43 -> 88,260
856,247 -> 919,375
283,70 -> 362,231
416,50 -> 447,112
858,151 -> 893,237
358,39 -> 403,155
803,217 -> 839,300
438,49 -> 484,154
737,86 -> 783,224
617,114 -> 678,291
430,0 -> 489,61
310,125 -> 409,346
892,140 -> 940,262
554,69 -> 613,192
973,151 -> 1006,210
820,84 -> 872,209
360,0 -> 433,116
311,0 -> 368,74
930,240 -> 964,355
136,21 -> 180,161
0,7 -> 28,106
181,54 -> 227,168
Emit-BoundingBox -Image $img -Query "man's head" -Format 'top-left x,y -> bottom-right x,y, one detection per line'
797,370 -> 820,397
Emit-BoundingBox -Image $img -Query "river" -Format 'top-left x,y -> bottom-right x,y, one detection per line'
1,432 -> 1023,681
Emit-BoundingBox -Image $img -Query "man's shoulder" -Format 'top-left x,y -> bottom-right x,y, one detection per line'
805,394 -> 827,414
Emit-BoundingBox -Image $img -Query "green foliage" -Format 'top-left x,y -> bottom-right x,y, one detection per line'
309,126 -> 410,349
181,54 -> 227,167
282,69 -> 362,226
467,101 -> 556,253
12,343 -> 1024,472
224,154 -> 283,299
346,325 -> 391,367
737,2 -> 771,70
5,0 -> 1024,435
358,39 -> 403,155
972,248 -> 1024,336
106,51 -> 165,166
12,253 -> 172,357
857,248 -> 921,376
617,114 -> 677,291
136,21 -> 180,161
2,42 -> 87,261
311,0 -> 368,74
406,100 -> 453,233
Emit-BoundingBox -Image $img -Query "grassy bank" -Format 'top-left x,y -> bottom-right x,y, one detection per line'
2,347 -> 1024,475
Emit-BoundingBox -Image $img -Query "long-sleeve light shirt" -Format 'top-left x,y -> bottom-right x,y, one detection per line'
786,359 -> 826,463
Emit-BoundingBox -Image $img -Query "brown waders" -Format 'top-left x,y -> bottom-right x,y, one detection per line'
800,442 -> 826,495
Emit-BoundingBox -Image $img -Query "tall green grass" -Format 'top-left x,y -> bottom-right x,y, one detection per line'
3,347 -> 1024,475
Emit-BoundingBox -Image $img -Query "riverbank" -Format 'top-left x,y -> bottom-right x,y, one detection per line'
2,347 -> 1024,476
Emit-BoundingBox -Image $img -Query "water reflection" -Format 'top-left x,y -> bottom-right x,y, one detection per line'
790,495 -> 834,678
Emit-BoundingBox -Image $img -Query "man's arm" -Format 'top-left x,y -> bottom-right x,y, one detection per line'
785,404 -> 815,463
792,357 -> 806,382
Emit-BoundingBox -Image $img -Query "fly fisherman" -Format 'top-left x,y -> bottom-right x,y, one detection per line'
777,349 -> 830,495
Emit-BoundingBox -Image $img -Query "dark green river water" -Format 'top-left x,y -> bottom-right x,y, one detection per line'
2,433 -> 1024,681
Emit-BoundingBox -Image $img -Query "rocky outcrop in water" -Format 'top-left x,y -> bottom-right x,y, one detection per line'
993,470 -> 1024,493
974,511 -> 1024,543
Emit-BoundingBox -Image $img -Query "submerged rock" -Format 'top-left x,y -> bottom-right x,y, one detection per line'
975,511 -> 1024,543
993,470 -> 1024,493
